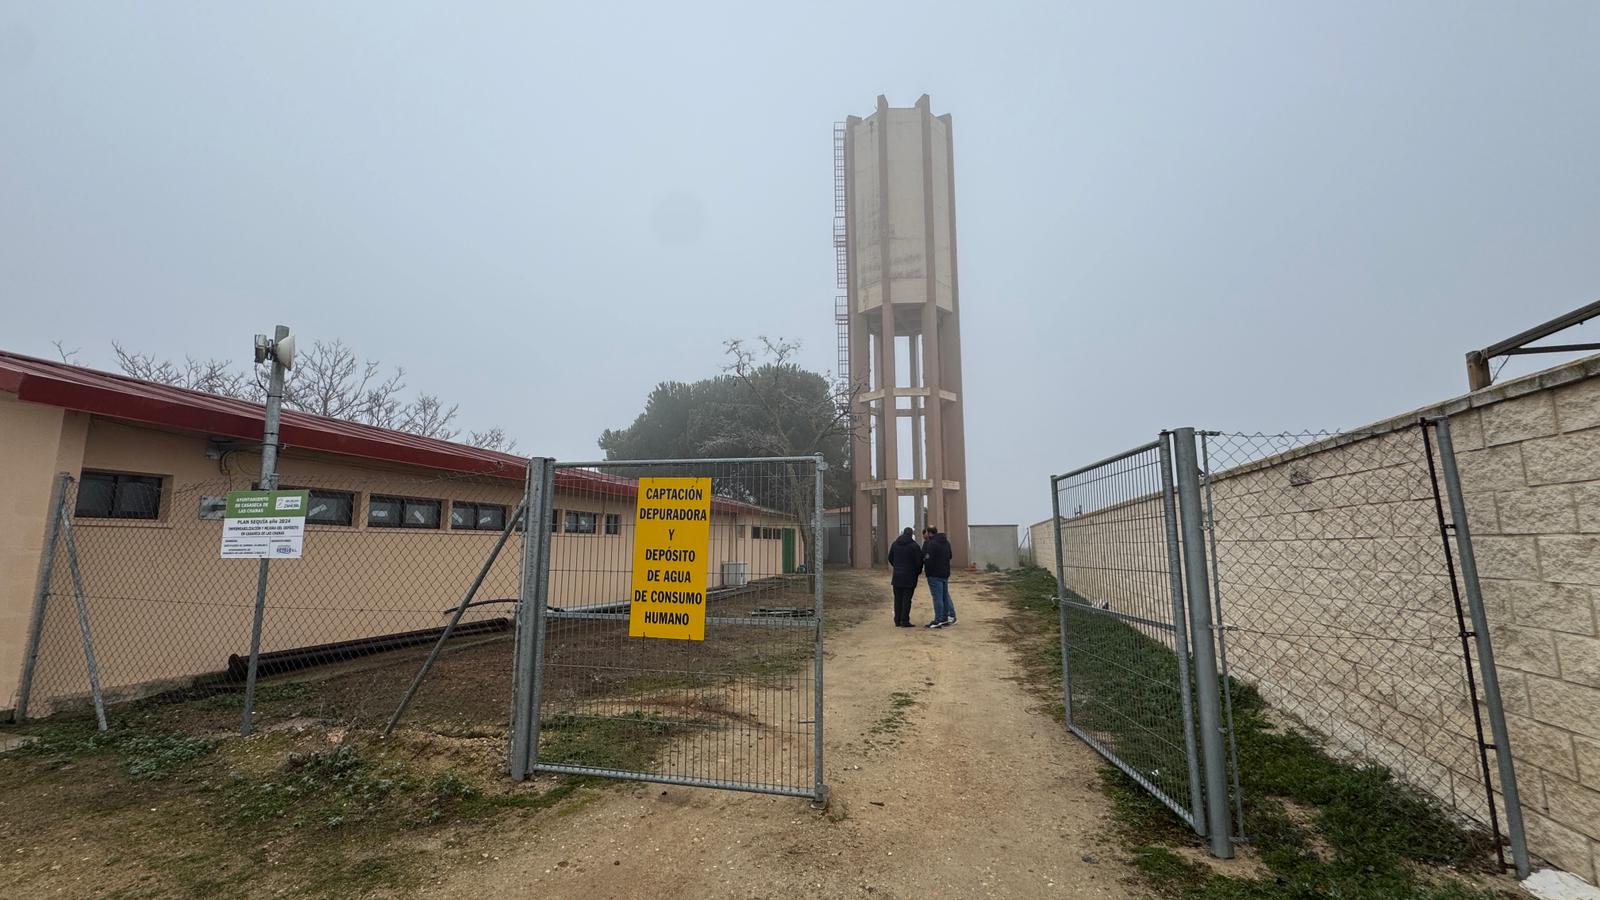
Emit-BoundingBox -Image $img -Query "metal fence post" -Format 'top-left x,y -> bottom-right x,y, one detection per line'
1173,427 -> 1234,858
1161,433 -> 1208,836
1199,433 -> 1247,841
812,455 -> 829,806
509,458 -> 555,780
16,473 -> 70,721
1049,475 -> 1074,727
1434,417 -> 1531,879
57,506 -> 107,731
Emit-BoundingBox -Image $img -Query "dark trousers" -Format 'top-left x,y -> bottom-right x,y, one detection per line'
892,583 -> 916,626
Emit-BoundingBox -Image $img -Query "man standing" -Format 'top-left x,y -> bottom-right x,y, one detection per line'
887,527 -> 924,628
922,526 -> 957,629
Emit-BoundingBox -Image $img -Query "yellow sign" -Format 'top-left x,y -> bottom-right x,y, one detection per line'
629,477 -> 712,640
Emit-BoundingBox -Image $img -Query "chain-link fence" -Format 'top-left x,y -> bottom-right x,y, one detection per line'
1049,422 -> 1528,870
509,456 -> 827,801
15,469 -> 526,741
1201,423 -> 1521,869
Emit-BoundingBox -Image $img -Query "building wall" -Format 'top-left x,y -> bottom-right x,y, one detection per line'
1445,370 -> 1600,882
0,395 -> 86,716
3,403 -> 802,715
1027,356 -> 1600,882
968,525 -> 1019,570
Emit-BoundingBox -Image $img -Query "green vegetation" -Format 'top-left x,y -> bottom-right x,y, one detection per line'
0,694 -> 586,897
0,578 -> 880,896
597,337 -> 854,509
16,720 -> 220,779
860,690 -> 919,753
539,710 -> 679,771
998,567 -> 1512,900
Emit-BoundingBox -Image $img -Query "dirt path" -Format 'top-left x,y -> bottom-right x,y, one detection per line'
428,571 -> 1137,899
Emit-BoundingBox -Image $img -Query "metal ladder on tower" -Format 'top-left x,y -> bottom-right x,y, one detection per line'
832,123 -> 850,399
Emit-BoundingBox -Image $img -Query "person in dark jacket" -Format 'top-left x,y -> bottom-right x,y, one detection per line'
887,527 -> 924,628
922,526 -> 957,628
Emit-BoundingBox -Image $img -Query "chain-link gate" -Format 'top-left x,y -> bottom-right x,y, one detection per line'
509,456 -> 828,803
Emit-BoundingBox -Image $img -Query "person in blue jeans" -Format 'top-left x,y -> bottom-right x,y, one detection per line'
921,526 -> 957,629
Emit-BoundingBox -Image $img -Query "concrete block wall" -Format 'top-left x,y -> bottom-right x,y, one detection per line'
1028,356 -> 1600,882
1444,372 -> 1600,882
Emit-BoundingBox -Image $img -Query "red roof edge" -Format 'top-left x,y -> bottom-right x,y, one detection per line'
0,350 -> 526,479
0,350 -> 785,517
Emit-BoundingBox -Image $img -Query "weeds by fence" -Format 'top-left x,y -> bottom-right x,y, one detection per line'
1000,566 -> 1513,899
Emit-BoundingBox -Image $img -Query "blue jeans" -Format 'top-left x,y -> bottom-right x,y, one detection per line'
928,577 -> 955,622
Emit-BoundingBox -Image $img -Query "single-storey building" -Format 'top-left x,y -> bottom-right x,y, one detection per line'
0,351 -> 804,716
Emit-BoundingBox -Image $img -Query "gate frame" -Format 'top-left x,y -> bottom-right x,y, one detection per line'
1050,434 -> 1229,856
507,454 -> 829,805
1173,427 -> 1236,858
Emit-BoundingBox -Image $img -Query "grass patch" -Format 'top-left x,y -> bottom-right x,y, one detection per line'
0,692 -> 589,897
860,690 -> 919,753
539,710 -> 680,772
14,720 -> 219,779
997,567 -> 1512,900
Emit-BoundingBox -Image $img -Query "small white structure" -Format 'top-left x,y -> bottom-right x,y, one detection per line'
968,524 -> 1019,570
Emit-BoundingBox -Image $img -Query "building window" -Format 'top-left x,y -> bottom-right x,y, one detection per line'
253,484 -> 355,526
304,490 -> 355,526
604,513 -> 621,535
76,471 -> 162,520
550,508 -> 561,532
565,510 -> 597,535
368,495 -> 442,529
452,501 -> 508,532
752,526 -> 782,540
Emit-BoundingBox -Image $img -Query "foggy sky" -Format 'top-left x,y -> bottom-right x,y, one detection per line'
3,2 -> 1598,531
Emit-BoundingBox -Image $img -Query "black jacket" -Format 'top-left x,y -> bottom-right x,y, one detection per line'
887,534 -> 924,587
923,533 -> 953,579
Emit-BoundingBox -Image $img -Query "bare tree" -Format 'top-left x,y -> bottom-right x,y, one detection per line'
97,338 -> 516,449
400,393 -> 460,441
113,342 -> 257,399
276,339 -> 405,422
51,340 -> 81,364
469,427 -> 519,453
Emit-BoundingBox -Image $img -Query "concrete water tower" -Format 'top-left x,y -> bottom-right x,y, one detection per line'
835,95 -> 969,568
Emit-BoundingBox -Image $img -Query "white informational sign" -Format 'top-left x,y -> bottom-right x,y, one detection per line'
220,489 -> 309,559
